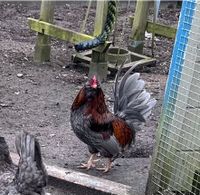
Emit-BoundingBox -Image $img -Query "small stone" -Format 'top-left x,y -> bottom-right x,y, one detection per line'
115,163 -> 121,166
62,65 -> 69,68
24,57 -> 28,61
41,144 -> 47,147
17,73 -> 23,78
0,103 -> 8,107
65,3 -> 70,9
15,91 -> 20,95
62,73 -> 68,77
49,133 -> 56,138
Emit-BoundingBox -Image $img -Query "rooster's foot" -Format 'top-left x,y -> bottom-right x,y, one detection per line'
96,159 -> 112,173
78,162 -> 96,170
78,154 -> 98,170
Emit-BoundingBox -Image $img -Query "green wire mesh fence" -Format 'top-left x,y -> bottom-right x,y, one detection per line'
147,1 -> 200,195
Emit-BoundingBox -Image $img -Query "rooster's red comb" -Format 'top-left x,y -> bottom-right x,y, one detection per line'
90,75 -> 97,88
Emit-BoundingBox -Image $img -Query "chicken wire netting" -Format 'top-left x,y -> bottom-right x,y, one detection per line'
147,0 -> 200,195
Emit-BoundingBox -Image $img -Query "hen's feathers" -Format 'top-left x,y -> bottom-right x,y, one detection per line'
114,64 -> 157,131
0,132 -> 47,195
0,137 -> 12,165
71,87 -> 87,111
0,137 -> 15,194
15,132 -> 47,194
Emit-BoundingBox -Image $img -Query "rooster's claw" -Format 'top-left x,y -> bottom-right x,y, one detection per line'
78,162 -> 96,170
78,154 -> 99,170
96,166 -> 111,173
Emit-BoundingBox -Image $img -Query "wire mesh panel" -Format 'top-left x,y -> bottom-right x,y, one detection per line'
147,0 -> 200,194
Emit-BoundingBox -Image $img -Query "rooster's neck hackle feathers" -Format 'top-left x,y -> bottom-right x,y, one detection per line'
86,87 -> 108,114
71,80 -> 108,115
71,87 -> 87,111
85,87 -> 114,126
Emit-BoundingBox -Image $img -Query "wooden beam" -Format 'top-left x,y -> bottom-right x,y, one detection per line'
29,18 -> 94,43
129,16 -> 177,39
10,152 -> 133,195
72,50 -> 156,71
90,0 -> 109,82
72,53 -> 92,64
129,1 -> 149,54
93,1 -> 108,36
147,21 -> 177,39
28,18 -> 110,53
34,0 -> 54,62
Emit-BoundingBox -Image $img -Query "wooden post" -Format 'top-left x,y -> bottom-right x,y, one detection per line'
93,1 -> 108,37
89,0 -> 108,82
34,0 -> 54,63
128,0 -> 149,54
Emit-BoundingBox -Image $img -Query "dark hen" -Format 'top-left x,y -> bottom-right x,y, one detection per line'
0,132 -> 47,195
70,65 -> 156,172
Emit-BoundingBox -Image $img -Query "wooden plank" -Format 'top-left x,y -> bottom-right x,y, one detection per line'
93,1 -> 108,36
129,1 -> 149,54
122,58 -> 156,69
72,53 -> 92,64
90,0 -> 109,82
147,22 -> 177,39
34,0 -> 54,62
72,50 -> 156,70
10,152 -> 133,195
129,16 -> 177,39
29,18 -> 94,43
28,18 -> 110,52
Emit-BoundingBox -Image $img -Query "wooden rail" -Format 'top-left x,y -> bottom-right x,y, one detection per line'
129,16 -> 177,39
28,18 -> 110,53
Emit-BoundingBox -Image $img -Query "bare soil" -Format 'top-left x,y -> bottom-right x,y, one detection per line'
0,1 -> 179,193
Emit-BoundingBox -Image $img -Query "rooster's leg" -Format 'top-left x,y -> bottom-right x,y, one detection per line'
96,158 -> 112,173
78,154 -> 98,170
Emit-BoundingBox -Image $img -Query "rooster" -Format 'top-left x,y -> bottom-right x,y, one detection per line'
70,63 -> 156,172
0,132 -> 47,195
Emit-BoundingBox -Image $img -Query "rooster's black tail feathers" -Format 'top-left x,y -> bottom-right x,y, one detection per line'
114,62 -> 157,131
